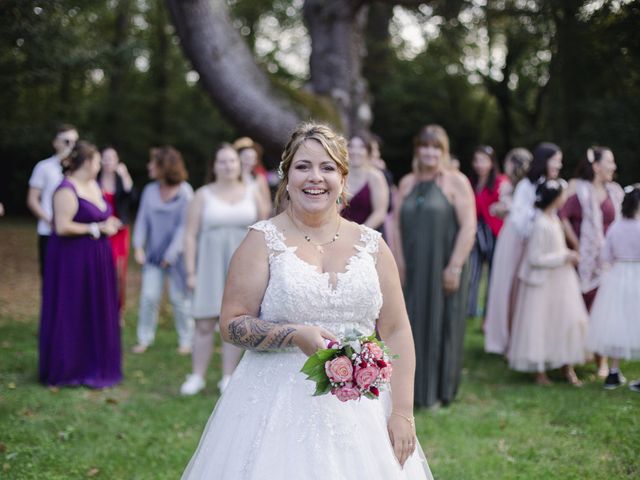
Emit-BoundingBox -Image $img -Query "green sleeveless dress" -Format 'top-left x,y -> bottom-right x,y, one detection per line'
400,180 -> 470,408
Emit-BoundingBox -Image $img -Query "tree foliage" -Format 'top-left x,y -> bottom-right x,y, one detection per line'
1,0 -> 638,213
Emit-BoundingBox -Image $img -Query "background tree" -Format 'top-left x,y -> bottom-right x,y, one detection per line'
1,0 -> 638,214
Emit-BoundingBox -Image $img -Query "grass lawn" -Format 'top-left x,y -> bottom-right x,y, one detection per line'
1,219 -> 638,479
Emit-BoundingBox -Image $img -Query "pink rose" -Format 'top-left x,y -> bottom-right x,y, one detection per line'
379,364 -> 393,383
354,364 -> 380,389
325,356 -> 354,383
362,342 -> 384,360
333,383 -> 361,402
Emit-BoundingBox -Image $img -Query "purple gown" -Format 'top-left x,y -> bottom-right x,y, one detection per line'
341,183 -> 372,225
39,179 -> 122,388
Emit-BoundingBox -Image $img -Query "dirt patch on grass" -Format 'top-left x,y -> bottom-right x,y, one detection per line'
0,219 -> 141,323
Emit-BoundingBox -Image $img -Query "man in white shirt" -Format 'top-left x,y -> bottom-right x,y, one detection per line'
27,124 -> 79,276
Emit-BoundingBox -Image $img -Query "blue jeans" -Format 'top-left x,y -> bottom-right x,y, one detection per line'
137,263 -> 194,348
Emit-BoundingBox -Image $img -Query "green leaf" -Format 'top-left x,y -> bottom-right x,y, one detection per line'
313,377 -> 332,396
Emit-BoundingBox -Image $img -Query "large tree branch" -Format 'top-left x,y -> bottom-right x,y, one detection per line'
165,0 -> 307,155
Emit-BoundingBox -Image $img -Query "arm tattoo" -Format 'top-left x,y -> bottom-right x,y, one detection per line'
227,315 -> 297,351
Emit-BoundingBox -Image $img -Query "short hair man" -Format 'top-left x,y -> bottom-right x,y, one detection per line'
27,124 -> 79,276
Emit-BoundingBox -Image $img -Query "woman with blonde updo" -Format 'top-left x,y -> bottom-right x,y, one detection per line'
181,123 -> 433,479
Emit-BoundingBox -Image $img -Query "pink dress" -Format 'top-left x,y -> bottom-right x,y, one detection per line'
484,179 -> 535,354
507,213 -> 589,372
586,218 -> 640,359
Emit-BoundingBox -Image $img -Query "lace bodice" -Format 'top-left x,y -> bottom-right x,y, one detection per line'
250,220 -> 383,338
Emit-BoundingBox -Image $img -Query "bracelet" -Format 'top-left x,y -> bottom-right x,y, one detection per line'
391,411 -> 415,429
88,222 -> 100,239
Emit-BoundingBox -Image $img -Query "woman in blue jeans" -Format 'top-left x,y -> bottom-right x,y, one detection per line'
132,146 -> 194,354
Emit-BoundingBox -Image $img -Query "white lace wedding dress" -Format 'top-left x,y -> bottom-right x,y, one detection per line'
181,220 -> 433,479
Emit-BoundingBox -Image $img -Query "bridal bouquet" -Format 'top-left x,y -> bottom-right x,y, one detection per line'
301,332 -> 394,402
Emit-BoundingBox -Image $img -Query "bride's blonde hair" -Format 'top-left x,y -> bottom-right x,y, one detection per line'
275,122 -> 349,209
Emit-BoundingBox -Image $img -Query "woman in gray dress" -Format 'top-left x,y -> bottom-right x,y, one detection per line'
394,125 -> 476,408
180,144 -> 269,395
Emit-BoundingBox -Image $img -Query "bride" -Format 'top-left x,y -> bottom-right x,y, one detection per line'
181,123 -> 433,479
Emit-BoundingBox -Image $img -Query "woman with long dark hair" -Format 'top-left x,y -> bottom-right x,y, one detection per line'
559,146 -> 624,377
466,145 -> 508,317
98,146 -> 135,318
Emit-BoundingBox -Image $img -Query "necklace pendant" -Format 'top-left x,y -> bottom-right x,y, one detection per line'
316,245 -> 325,254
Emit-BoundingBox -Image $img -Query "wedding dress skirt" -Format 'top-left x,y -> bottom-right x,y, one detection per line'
182,350 -> 432,479
181,220 -> 432,479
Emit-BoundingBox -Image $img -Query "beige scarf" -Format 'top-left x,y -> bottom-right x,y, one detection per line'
575,179 -> 623,292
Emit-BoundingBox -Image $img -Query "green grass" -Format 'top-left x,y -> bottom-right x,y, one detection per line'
1,219 -> 639,479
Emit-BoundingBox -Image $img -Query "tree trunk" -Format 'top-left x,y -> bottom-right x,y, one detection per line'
106,0 -> 131,144
150,1 -> 169,143
303,0 -> 371,136
165,0 -> 374,155
165,0 -> 309,156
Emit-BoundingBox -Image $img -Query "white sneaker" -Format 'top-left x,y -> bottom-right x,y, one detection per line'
180,374 -> 205,396
217,375 -> 231,393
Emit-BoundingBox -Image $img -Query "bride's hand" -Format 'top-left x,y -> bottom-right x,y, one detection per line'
291,325 -> 337,356
387,414 -> 416,467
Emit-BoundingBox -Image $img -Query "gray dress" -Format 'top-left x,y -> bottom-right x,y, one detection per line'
400,180 -> 470,408
191,185 -> 258,319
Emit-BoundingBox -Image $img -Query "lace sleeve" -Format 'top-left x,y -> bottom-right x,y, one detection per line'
249,220 -> 288,254
357,225 -> 382,263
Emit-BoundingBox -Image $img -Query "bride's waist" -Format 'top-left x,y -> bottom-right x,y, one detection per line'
259,318 -> 376,336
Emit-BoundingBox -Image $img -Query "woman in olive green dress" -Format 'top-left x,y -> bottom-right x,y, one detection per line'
394,125 -> 476,408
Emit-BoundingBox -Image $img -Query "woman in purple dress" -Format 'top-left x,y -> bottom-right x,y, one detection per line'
39,141 -> 123,388
340,134 -> 389,229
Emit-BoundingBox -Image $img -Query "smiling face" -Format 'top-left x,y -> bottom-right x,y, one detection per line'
593,149 -> 616,183
287,139 -> 345,215
213,147 -> 241,183
415,144 -> 443,170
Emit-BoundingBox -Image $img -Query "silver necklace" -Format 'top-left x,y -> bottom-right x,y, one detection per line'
288,211 -> 341,254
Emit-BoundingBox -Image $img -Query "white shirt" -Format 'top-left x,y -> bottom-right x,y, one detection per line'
508,178 -> 537,238
28,155 -> 64,235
